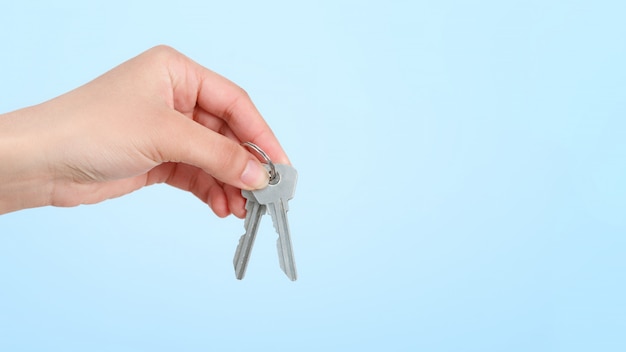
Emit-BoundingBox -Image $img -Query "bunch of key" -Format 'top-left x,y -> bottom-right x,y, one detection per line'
233,143 -> 298,281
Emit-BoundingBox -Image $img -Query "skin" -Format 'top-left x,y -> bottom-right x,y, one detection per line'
0,45 -> 289,217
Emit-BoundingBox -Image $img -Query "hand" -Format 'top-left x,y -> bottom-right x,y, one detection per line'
0,45 -> 289,217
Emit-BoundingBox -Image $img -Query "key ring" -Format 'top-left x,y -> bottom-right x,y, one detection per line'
241,142 -> 277,183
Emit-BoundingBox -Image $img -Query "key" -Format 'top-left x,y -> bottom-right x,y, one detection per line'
233,191 -> 266,280
252,164 -> 298,281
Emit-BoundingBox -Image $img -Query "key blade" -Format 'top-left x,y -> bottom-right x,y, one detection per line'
268,201 -> 297,281
233,191 -> 265,280
277,238 -> 297,281
233,234 -> 248,279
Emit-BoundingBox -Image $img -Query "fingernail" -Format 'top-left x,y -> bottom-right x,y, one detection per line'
241,159 -> 269,189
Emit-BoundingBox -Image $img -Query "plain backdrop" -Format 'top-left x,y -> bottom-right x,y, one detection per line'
1,1 -> 624,351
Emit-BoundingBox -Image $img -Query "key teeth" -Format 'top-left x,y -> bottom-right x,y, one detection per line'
233,234 -> 246,268
233,234 -> 249,280
277,238 -> 285,271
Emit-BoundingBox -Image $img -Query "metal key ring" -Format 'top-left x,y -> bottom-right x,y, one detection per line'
241,142 -> 277,182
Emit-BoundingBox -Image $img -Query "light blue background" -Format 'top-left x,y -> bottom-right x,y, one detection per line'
1,0 -> 625,351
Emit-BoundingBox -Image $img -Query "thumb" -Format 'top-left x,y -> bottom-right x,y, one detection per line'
156,114 -> 269,190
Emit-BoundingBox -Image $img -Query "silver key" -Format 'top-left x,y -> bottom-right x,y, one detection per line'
233,191 -> 265,280
232,163 -> 298,281
253,164 -> 298,281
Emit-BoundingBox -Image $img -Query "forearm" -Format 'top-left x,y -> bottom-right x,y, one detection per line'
0,107 -> 54,214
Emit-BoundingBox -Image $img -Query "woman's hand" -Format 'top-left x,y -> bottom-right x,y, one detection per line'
0,45 -> 289,217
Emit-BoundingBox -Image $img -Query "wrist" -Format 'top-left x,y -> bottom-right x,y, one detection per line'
0,107 -> 54,214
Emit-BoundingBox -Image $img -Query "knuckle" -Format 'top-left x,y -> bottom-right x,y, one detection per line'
223,89 -> 250,121
236,86 -> 250,99
149,44 -> 178,57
